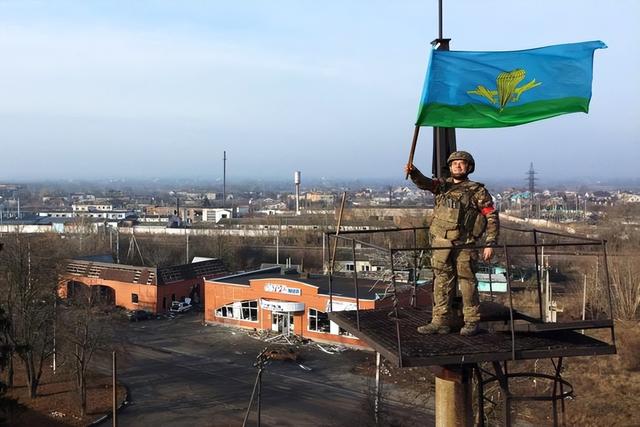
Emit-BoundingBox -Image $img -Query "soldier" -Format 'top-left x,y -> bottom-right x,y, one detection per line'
405,151 -> 499,336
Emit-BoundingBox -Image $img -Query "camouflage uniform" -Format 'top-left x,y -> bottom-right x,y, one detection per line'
409,165 -> 499,328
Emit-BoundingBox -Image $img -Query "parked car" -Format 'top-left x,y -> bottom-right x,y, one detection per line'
169,299 -> 193,313
127,309 -> 152,322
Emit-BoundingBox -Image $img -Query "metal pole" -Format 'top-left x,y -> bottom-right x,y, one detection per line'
330,192 -> 347,271
602,240 -> 616,346
601,241 -> 616,323
503,361 -> 511,427
322,232 -> 326,272
503,244 -> 516,361
412,229 -> 418,308
328,193 -> 347,313
375,352 -> 381,424
116,228 -> 120,264
490,361 -> 511,426
533,230 -> 544,321
388,246 -> 403,367
475,366 -> 485,427
257,368 -> 262,427
582,273 -> 587,321
488,261 -> 494,300
223,150 -> 226,208
546,255 -> 551,322
551,357 -> 564,427
242,370 -> 260,427
53,297 -> 57,374
351,239 -> 360,331
438,0 -> 443,39
112,351 -> 117,427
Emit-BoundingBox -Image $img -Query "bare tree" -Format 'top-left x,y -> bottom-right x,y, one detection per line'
609,255 -> 640,320
0,234 -> 59,399
59,285 -> 114,416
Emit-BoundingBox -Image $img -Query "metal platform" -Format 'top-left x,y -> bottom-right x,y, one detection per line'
329,304 -> 615,367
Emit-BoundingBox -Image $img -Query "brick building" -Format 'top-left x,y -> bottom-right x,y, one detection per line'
61,258 -> 227,313
204,266 -> 430,347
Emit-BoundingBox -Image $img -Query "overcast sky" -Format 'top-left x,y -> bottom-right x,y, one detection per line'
0,0 -> 637,184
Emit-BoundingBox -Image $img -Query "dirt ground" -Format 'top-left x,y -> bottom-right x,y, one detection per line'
562,321 -> 640,427
3,362 -> 126,427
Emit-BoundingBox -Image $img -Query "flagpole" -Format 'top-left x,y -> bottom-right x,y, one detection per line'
438,0 -> 443,39
432,0 -> 456,179
407,0 -> 456,180
405,125 -> 421,179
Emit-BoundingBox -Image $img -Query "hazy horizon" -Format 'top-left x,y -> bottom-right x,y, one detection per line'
4,174 -> 640,194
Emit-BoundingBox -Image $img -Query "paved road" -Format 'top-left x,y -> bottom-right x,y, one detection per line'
95,312 -> 433,427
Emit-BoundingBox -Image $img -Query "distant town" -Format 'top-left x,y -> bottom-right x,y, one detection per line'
1,170 -> 639,235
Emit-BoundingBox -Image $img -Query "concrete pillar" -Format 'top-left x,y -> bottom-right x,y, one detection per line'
435,367 -> 473,427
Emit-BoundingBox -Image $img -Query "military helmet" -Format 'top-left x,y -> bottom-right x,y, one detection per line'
447,151 -> 475,174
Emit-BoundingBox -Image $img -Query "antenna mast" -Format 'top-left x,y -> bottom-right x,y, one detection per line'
223,151 -> 227,208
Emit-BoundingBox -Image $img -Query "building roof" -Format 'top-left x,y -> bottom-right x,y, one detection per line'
66,259 -> 157,285
157,259 -> 227,284
65,258 -> 227,286
209,267 -> 409,300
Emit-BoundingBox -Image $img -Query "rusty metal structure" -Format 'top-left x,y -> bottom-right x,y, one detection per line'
325,225 -> 616,426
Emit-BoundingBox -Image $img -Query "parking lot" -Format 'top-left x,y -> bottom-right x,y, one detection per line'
101,310 -> 434,426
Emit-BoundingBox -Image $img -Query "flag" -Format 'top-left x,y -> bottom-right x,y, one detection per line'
415,41 -> 607,128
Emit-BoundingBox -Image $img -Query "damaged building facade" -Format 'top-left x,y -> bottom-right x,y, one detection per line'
61,258 -> 227,313
204,266 -> 430,347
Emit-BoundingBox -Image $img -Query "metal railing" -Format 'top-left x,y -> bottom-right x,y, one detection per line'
325,224 -> 616,364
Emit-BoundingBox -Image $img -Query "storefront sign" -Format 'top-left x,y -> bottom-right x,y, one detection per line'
326,300 -> 358,312
260,299 -> 305,312
264,283 -> 301,296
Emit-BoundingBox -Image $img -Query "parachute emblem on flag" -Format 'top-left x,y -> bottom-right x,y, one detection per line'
467,69 -> 542,111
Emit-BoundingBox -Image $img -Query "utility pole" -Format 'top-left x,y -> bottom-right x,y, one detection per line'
52,297 -> 57,374
112,351 -> 117,427
116,228 -> 120,264
223,151 -> 227,208
186,231 -> 189,264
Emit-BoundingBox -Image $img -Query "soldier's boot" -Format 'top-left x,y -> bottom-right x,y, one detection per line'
417,323 -> 451,335
460,322 -> 480,337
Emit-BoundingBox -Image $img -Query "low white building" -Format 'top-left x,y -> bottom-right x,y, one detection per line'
38,209 -> 132,220
72,203 -> 113,212
202,208 -> 233,223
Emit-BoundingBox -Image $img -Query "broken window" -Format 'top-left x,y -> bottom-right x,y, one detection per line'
215,300 -> 257,321
215,304 -> 234,318
339,327 -> 357,338
308,308 -> 330,333
240,300 -> 258,321
131,293 -> 139,304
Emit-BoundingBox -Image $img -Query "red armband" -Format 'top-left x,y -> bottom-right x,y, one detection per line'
480,206 -> 495,216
